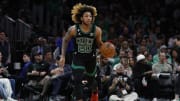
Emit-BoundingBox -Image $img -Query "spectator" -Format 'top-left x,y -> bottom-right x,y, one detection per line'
120,41 -> 132,53
49,64 -> 72,100
121,26 -> 131,39
151,51 -> 173,101
13,52 -> 32,97
137,38 -> 150,54
0,57 -> 16,100
114,57 -> 132,77
55,30 -> 74,65
0,82 -> 17,101
152,52 -> 172,73
153,45 -> 172,64
0,51 -> 10,78
0,82 -> 8,100
26,51 -> 49,97
31,37 -> 51,60
0,30 -> 11,66
43,56 -> 72,100
44,49 -> 54,65
172,35 -> 180,101
108,62 -> 138,101
129,57 -> 136,68
150,39 -> 162,56
133,54 -> 153,100
145,53 -> 153,66
96,55 -> 113,99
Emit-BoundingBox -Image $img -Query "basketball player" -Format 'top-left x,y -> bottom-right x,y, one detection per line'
59,3 -> 103,101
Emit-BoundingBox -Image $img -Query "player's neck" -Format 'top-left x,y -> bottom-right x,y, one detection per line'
80,23 -> 92,33
81,23 -> 91,28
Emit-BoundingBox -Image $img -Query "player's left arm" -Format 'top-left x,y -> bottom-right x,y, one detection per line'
95,26 -> 104,48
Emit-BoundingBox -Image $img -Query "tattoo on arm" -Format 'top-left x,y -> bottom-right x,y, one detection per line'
96,27 -> 103,48
61,27 -> 73,57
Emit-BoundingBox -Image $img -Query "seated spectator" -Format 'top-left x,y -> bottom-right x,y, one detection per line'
31,37 -> 51,60
120,41 -> 132,53
152,52 -> 172,73
0,82 -> 17,101
153,45 -> 172,64
43,49 -> 54,65
150,39 -> 161,56
26,51 -> 49,96
113,56 -> 132,77
145,53 -> 153,66
152,52 -> 173,100
108,62 -> 138,101
0,51 -> 10,78
132,54 -> 153,100
40,56 -> 72,100
172,35 -> 180,101
55,31 -> 74,65
129,57 -> 136,68
12,52 -> 32,97
137,38 -> 150,54
49,65 -> 72,100
0,30 -> 11,66
96,55 -> 113,99
0,51 -> 16,99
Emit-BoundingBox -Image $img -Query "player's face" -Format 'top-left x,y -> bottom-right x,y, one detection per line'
81,12 -> 93,25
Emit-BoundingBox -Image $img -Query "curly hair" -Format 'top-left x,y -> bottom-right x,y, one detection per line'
71,3 -> 97,23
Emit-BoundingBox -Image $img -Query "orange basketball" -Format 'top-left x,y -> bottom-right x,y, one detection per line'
100,42 -> 116,58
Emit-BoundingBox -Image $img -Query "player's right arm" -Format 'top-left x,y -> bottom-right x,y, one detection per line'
59,25 -> 76,67
95,26 -> 103,48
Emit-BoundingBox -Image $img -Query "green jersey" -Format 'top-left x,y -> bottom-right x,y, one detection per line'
73,24 -> 97,56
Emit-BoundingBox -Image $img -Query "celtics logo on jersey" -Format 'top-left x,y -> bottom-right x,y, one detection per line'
76,37 -> 94,53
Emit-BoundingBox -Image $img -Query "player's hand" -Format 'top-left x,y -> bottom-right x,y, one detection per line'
40,71 -> 46,76
59,55 -> 65,67
32,70 -> 39,75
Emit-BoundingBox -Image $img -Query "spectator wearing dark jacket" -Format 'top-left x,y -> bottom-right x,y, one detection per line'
0,30 -> 11,66
132,54 -> 153,100
13,52 -> 32,96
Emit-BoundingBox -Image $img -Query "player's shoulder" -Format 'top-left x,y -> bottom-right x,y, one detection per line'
95,25 -> 101,30
95,25 -> 102,34
66,25 -> 77,36
68,25 -> 76,32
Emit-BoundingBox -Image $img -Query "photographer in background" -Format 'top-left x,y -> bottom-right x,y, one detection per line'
108,61 -> 138,101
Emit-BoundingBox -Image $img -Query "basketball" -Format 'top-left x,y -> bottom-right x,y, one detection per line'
100,42 -> 116,58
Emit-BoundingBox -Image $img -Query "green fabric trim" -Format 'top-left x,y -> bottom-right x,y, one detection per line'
85,67 -> 97,77
71,63 -> 85,70
77,23 -> 95,34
